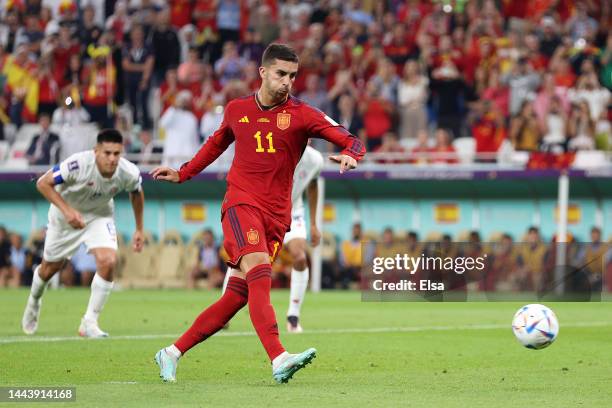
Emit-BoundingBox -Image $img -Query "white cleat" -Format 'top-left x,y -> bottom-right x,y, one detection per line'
22,299 -> 41,335
287,316 -> 303,333
154,349 -> 178,383
78,318 -> 109,338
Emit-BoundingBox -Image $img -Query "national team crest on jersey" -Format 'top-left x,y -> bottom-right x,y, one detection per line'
277,112 -> 291,130
247,228 -> 260,245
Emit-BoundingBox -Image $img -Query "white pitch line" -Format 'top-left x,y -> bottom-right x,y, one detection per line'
104,381 -> 138,385
1,321 -> 611,345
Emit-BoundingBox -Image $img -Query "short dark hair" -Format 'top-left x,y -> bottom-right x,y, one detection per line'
262,43 -> 298,66
97,129 -> 123,144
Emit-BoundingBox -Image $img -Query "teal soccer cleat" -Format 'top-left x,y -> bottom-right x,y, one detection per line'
154,349 -> 177,383
272,348 -> 317,384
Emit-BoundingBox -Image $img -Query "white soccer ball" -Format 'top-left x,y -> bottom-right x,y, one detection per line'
511,304 -> 559,349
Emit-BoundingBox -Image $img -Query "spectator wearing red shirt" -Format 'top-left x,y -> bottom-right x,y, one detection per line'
169,0 -> 193,29
550,40 -> 577,89
383,23 -> 416,74
373,132 -> 407,164
105,1 -> 131,45
52,25 -> 80,86
524,34 -> 548,72
411,130 -> 432,165
481,69 -> 509,116
82,47 -> 116,128
433,35 -> 464,72
360,80 -> 394,151
36,55 -> 59,117
470,100 -> 506,160
193,0 -> 218,33
430,128 -> 458,164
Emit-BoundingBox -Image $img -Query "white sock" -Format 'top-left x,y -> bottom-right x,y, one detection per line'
287,267 -> 309,317
165,344 -> 182,360
221,268 -> 233,295
84,274 -> 114,323
28,266 -> 47,305
272,351 -> 290,371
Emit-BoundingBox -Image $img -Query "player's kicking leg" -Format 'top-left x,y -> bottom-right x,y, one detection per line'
155,268 -> 248,382
22,260 -> 65,334
285,238 -> 309,333
78,247 -> 117,338
240,251 -> 316,383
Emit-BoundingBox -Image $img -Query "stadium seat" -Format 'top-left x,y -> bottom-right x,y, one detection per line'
120,231 -> 159,288
487,231 -> 504,243
363,230 -> 380,242
161,230 -> 184,246
3,123 -> 17,144
156,244 -> 186,288
571,151 -> 607,169
59,124 -> 99,159
424,231 -> 443,242
155,230 -> 187,288
399,137 -> 418,151
180,230 -> 207,279
394,231 -> 407,244
8,124 -> 41,159
0,140 -> 9,162
510,151 -> 530,165
321,231 -> 337,262
452,137 -> 476,164
455,230 -> 471,242
2,158 -> 29,169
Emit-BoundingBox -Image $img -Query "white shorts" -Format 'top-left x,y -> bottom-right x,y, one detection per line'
283,208 -> 307,244
43,217 -> 118,262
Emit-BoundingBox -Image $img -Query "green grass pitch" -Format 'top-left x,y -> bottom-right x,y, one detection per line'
1,289 -> 611,407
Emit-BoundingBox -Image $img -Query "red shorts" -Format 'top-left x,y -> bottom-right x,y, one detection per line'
221,204 -> 286,268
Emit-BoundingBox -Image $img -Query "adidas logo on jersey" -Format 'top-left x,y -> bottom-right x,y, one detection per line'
239,116 -> 250,123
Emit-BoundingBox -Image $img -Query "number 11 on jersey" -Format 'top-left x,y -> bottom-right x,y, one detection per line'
254,131 -> 276,153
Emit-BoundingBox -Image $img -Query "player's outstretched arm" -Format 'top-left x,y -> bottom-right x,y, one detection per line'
150,166 -> 180,183
303,105 -> 365,173
328,154 -> 358,174
36,170 -> 85,229
129,189 -> 145,252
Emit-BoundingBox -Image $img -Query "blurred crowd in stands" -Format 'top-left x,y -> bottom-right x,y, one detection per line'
0,0 -> 608,167
1,222 -> 611,292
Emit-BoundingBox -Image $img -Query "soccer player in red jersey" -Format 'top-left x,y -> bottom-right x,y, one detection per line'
151,44 -> 365,384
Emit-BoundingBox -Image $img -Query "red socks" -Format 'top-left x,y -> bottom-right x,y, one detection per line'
174,276 -> 248,354
174,265 -> 286,362
246,264 -> 286,361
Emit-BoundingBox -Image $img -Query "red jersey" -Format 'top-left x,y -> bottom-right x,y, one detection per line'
178,94 -> 366,228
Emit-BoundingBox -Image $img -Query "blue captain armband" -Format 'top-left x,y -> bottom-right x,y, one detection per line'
52,165 -> 64,184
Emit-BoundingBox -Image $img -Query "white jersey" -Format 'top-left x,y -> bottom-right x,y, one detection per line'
291,145 -> 324,216
49,150 -> 142,224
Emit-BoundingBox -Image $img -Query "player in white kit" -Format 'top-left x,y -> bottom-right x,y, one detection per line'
284,145 -> 324,333
21,129 -> 145,338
